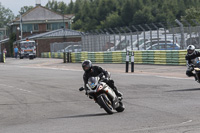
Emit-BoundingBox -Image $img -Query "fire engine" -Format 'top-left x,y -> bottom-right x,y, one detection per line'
19,38 -> 36,59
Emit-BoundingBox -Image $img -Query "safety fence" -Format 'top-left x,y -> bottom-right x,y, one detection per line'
41,50 -> 187,65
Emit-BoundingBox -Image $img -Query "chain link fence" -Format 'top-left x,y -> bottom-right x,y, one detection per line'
51,20 -> 200,52
50,42 -> 81,53
80,20 -> 200,52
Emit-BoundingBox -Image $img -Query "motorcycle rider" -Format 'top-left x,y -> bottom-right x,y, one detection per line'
185,45 -> 200,80
81,60 -> 122,97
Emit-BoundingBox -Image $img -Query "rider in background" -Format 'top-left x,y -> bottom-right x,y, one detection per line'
185,45 -> 200,80
82,60 -> 122,97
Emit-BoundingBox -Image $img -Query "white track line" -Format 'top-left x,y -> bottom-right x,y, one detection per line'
20,65 -> 192,80
129,119 -> 193,132
0,83 -> 32,93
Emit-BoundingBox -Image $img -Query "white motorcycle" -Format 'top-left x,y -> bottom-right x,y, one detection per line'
192,57 -> 200,83
79,76 -> 125,114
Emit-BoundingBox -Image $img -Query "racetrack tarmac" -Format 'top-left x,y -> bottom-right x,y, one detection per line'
0,58 -> 200,133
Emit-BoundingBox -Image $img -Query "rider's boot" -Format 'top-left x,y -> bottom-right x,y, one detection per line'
113,87 -> 123,97
194,75 -> 200,83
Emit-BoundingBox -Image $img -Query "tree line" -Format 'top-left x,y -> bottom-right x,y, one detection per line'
1,0 -> 200,31
45,0 -> 200,31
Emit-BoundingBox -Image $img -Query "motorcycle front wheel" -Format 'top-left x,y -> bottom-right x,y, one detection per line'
97,94 -> 114,114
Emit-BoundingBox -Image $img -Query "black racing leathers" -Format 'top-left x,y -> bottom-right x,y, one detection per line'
83,66 -> 109,88
185,51 -> 200,77
83,66 -> 118,94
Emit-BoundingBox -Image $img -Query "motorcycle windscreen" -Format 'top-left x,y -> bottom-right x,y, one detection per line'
88,77 -> 98,89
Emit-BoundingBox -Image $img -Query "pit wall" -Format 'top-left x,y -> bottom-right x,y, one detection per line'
41,50 -> 187,65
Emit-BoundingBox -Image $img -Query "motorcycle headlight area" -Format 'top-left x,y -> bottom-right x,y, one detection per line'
89,82 -> 96,89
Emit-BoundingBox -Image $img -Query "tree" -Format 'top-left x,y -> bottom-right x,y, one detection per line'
58,1 -> 67,14
0,2 -> 14,28
45,0 -> 59,12
66,0 -> 74,14
100,12 -> 123,29
181,7 -> 200,25
42,0 -> 200,31
121,0 -> 134,26
132,7 -> 154,25
18,6 -> 34,15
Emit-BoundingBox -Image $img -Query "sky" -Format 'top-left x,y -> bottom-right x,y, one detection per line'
0,0 -> 73,16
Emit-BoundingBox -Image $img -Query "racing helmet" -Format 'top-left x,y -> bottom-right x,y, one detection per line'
82,60 -> 92,72
187,45 -> 195,55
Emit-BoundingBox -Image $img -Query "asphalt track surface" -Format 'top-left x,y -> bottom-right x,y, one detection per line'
0,58 -> 200,133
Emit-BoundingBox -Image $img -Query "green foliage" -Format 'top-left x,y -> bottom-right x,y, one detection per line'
100,12 -> 123,29
181,7 -> 200,25
43,0 -> 200,31
0,2 -> 14,28
18,6 -> 34,15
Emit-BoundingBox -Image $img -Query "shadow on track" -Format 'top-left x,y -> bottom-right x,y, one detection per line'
166,88 -> 200,92
49,113 -> 108,119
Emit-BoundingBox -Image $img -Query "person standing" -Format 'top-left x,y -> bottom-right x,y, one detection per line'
3,48 -> 7,58
14,46 -> 18,58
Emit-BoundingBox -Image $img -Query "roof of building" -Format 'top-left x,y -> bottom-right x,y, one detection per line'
0,38 -> 9,44
0,28 -> 82,44
14,28 -> 81,43
12,5 -> 75,24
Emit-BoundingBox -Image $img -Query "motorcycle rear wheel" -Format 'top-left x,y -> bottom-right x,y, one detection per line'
116,101 -> 125,112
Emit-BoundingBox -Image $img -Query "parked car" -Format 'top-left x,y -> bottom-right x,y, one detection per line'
125,38 -> 148,51
132,39 -> 174,50
57,45 -> 82,52
146,43 -> 180,50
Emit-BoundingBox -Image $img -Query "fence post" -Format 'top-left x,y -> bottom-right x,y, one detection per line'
138,25 -> 146,50
63,52 -> 66,63
126,50 -> 129,73
109,28 -> 116,51
159,23 -> 167,49
100,29 -> 105,52
175,19 -> 186,49
152,23 -> 160,49
167,22 -> 175,47
115,28 -> 121,51
184,20 -> 192,45
126,26 -> 133,50
65,52 -> 72,63
104,29 -> 110,51
131,51 -> 134,72
132,26 -> 139,50
145,24 -> 152,49
192,19 -> 200,46
120,27 -> 127,51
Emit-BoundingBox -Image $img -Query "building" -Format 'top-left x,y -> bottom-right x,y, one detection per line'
10,4 -> 75,40
0,3 -> 81,57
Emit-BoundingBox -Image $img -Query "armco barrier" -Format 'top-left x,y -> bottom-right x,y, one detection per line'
41,50 -> 187,65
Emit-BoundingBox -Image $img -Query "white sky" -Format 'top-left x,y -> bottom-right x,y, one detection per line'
0,0 -> 74,16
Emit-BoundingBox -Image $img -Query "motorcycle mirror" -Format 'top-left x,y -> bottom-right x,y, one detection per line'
79,87 -> 84,91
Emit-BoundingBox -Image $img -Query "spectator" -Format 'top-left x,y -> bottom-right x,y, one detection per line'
14,46 -> 18,58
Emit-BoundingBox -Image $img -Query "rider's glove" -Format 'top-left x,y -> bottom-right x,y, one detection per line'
102,78 -> 108,83
98,73 -> 104,78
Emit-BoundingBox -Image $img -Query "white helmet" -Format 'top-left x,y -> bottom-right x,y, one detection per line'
187,45 -> 195,55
